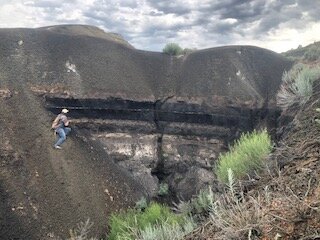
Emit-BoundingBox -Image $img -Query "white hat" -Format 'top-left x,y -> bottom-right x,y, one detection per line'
62,108 -> 69,113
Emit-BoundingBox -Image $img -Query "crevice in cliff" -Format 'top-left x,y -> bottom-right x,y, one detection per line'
151,96 -> 174,182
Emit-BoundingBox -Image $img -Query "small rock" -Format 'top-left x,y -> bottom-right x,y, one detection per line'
274,233 -> 282,240
0,89 -> 12,99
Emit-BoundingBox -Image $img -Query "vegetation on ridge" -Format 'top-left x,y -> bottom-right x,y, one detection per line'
162,43 -> 196,56
162,43 -> 183,56
282,41 -> 320,61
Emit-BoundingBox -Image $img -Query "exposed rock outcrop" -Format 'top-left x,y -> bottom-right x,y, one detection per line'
0,25 -> 293,238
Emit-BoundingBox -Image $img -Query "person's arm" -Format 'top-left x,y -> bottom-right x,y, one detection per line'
51,115 -> 60,129
64,120 -> 70,126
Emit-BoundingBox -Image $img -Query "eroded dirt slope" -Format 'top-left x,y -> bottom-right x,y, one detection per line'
0,31 -> 145,239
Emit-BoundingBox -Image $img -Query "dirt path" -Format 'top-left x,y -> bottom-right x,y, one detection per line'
0,41 -> 145,239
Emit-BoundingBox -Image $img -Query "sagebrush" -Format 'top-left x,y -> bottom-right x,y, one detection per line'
174,186 -> 215,220
277,63 -> 320,109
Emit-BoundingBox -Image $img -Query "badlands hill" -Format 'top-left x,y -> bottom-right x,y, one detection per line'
0,25 -> 292,239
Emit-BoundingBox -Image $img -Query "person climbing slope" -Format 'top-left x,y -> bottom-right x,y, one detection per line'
52,108 -> 71,149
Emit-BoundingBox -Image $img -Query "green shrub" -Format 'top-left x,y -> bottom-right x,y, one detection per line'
277,64 -> 320,109
135,197 -> 148,211
295,67 -> 319,97
109,202 -> 186,240
192,187 -> 215,214
174,186 -> 215,222
139,202 -> 181,227
215,130 -> 272,183
108,209 -> 137,240
158,183 -> 169,196
162,43 -> 183,56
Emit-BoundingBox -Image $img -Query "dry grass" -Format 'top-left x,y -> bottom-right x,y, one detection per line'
208,170 -> 273,239
44,219 -> 97,240
184,169 -> 320,240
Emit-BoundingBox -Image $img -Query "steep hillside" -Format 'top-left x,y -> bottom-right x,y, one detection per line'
0,26 -> 145,239
0,25 -> 293,239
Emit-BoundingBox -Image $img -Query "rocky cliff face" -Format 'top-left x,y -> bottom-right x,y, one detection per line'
0,25 -> 292,238
45,96 -> 282,201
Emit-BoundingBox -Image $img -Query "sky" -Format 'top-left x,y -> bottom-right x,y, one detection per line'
0,0 -> 320,53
